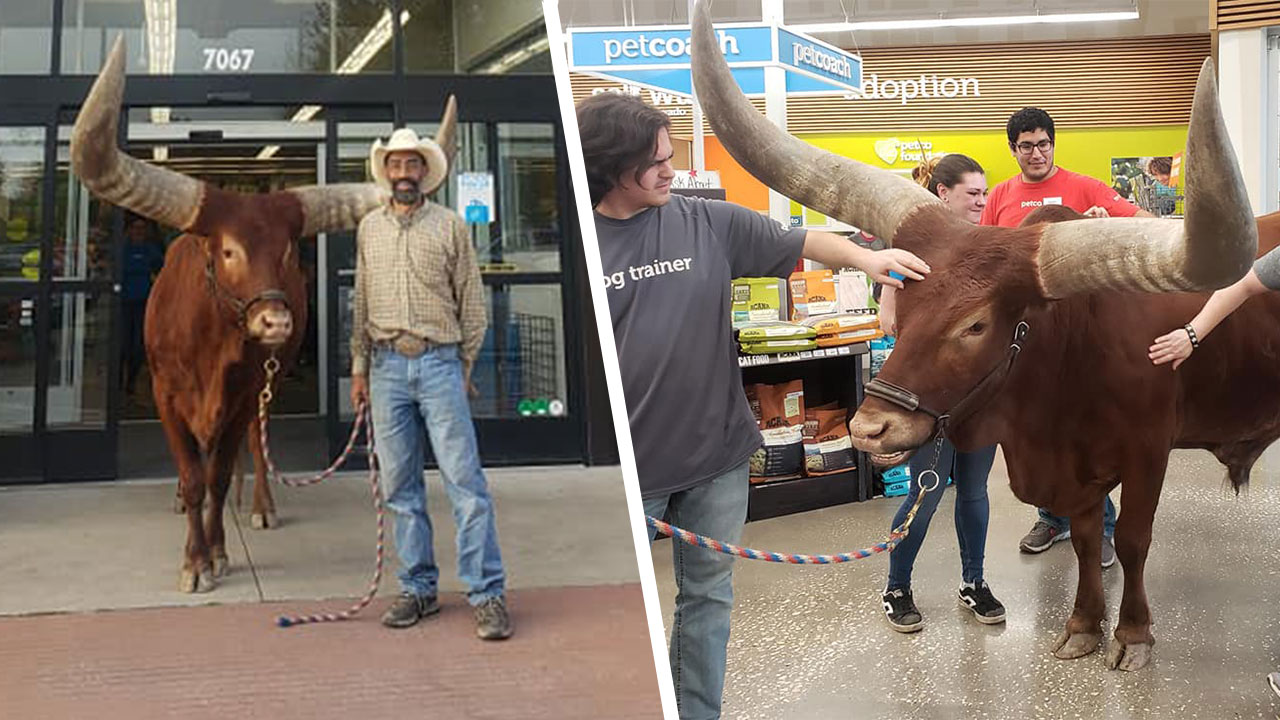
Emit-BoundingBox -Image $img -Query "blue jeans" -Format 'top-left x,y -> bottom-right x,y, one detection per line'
887,441 -> 996,590
1038,497 -> 1117,538
370,344 -> 505,606
644,461 -> 750,720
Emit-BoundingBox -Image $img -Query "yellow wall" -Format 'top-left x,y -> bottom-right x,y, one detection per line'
704,126 -> 1190,217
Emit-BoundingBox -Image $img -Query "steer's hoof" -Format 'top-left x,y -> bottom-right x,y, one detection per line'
179,567 -> 216,594
210,552 -> 230,578
1105,638 -> 1153,671
1053,630 -> 1102,659
251,511 -> 278,530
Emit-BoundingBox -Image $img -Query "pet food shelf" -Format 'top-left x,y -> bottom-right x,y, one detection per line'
740,342 -> 874,521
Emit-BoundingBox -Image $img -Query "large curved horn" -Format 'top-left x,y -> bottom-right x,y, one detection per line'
1035,58 -> 1257,297
70,36 -> 204,231
690,0 -> 939,241
290,184 -> 388,237
436,94 -> 457,166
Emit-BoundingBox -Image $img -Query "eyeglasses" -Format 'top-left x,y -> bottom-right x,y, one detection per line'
1014,139 -> 1053,155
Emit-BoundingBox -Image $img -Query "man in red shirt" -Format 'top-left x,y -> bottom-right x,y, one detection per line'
981,107 -> 1153,227
981,106 -> 1152,565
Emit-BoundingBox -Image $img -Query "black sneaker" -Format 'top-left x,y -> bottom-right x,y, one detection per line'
381,592 -> 440,628
882,588 -> 924,633
958,581 -> 1006,625
474,595 -> 513,640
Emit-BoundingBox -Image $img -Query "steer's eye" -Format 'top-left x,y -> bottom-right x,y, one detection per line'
966,322 -> 986,335
222,249 -> 235,262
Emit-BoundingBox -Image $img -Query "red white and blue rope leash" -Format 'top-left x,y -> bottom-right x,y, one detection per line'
645,467 -> 940,564
258,355 -> 385,628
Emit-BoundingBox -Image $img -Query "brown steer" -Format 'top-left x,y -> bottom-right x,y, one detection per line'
690,0 -> 1273,671
71,37 -> 454,593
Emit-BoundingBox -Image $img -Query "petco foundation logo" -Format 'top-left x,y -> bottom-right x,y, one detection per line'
873,138 -> 934,165
849,74 -> 981,105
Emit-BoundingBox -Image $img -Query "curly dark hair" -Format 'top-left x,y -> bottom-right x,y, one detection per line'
575,93 -> 672,207
1006,107 -> 1055,146
1147,156 -> 1173,177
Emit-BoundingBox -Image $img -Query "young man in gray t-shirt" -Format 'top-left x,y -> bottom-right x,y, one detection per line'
1148,244 -> 1280,368
577,92 -> 930,719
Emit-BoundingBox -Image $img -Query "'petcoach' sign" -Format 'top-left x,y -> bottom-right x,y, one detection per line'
567,22 -> 861,99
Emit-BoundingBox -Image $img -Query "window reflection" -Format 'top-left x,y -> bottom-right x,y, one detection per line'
0,2 -> 53,73
0,127 -> 46,283
62,0 -> 395,75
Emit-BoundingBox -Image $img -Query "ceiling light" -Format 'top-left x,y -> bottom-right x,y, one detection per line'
258,9 -> 409,160
791,10 -> 1139,33
475,35 -> 551,75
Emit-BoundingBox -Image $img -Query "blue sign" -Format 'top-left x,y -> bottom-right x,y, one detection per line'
568,23 -> 861,99
569,25 -> 773,67
776,29 -> 858,88
464,200 -> 490,224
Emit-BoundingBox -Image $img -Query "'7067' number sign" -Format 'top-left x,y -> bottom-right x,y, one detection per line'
202,48 -> 255,72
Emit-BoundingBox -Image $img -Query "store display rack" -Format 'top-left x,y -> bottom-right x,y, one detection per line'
741,342 -> 875,521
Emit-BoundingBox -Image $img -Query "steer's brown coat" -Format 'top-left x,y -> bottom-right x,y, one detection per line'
146,188 -> 310,590
854,204 -> 1280,669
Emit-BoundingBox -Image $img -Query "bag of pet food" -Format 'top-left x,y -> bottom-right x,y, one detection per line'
803,407 -> 856,476
739,338 -> 819,355
802,312 -> 879,336
837,270 -> 871,312
788,269 -> 838,321
869,336 -> 896,378
732,277 -> 789,327
737,321 -> 816,342
747,380 -> 805,479
815,328 -> 883,347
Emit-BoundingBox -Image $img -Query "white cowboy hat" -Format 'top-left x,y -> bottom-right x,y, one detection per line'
369,95 -> 457,196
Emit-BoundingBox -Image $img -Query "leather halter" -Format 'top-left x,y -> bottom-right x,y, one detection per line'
204,252 -> 290,332
864,321 -> 1030,434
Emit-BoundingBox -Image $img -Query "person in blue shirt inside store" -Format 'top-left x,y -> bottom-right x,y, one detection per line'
875,153 -> 1007,632
120,213 -> 164,397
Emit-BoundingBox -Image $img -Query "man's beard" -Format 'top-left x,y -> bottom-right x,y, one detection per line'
392,179 -> 421,205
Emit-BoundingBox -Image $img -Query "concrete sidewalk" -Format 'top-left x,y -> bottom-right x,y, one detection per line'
0,465 -> 664,719
0,465 -> 641,613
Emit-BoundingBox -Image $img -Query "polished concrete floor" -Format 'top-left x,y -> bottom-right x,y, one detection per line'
651,444 -> 1280,719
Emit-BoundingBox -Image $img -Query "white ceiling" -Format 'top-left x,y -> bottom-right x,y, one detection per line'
557,0 -> 1209,47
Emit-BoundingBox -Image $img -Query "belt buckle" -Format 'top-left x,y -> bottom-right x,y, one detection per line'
393,335 -> 428,358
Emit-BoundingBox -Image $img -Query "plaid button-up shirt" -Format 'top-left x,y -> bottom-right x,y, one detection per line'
349,200 -> 487,376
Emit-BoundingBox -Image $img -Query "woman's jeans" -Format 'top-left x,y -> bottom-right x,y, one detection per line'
887,441 -> 996,590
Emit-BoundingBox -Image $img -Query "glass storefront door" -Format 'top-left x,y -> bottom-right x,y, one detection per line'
327,114 -> 583,465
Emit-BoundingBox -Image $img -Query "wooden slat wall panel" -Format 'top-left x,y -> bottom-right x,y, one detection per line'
1212,0 -> 1280,31
569,34 -> 1209,137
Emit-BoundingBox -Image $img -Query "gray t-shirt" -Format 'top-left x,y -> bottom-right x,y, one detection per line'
1256,245 -> 1280,290
597,194 -> 806,498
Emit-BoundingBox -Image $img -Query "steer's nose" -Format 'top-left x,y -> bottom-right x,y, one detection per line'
849,413 -> 889,442
255,309 -> 293,346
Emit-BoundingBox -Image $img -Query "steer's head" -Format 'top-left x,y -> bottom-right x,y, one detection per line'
70,37 -> 454,349
689,0 -> 1257,460
852,209 -> 1047,462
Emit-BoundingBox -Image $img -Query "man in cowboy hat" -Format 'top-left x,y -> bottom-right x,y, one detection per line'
350,104 -> 513,640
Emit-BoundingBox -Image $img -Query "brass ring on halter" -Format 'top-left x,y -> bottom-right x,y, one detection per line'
917,469 -> 941,493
